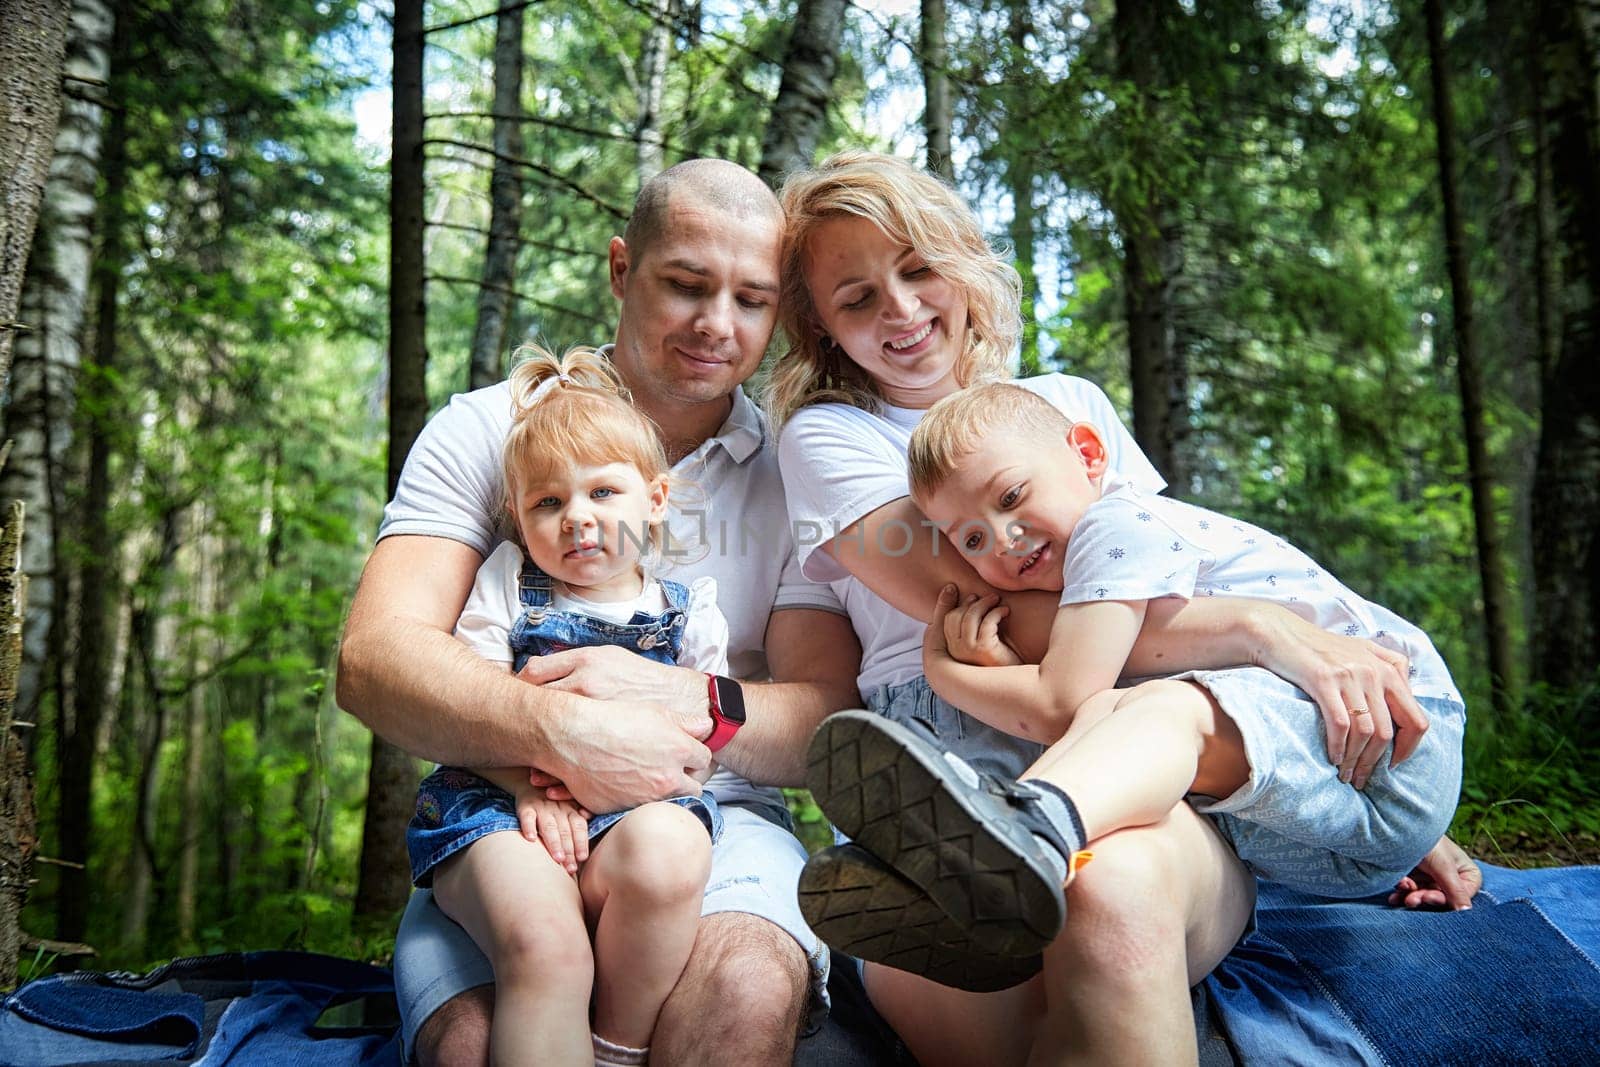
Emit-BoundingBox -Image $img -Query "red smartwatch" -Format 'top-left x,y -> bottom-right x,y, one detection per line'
705,674 -> 747,753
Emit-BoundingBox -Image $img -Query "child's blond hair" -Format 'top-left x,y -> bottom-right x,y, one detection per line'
764,151 -> 1022,427
502,345 -> 671,552
907,382 -> 1070,501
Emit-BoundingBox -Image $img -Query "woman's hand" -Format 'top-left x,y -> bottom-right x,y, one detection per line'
1388,835 -> 1481,910
1249,605 -> 1427,790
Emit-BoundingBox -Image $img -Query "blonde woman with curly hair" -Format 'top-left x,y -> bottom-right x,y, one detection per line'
767,152 -> 1456,1064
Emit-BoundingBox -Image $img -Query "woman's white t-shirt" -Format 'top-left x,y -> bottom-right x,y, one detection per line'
777,374 -> 1165,699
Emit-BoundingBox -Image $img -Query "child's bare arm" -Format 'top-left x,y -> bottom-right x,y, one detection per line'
923,585 -> 1146,741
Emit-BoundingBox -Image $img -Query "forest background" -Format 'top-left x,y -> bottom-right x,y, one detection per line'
0,0 -> 1596,986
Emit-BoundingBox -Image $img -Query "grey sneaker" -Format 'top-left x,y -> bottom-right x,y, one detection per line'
800,842 -> 1043,992
807,710 -> 1068,957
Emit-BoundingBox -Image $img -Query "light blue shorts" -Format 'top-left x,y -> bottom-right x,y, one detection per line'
393,801 -> 830,1063
1178,667 -> 1465,897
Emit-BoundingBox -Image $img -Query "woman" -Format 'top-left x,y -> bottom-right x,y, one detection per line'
767,151 -> 1474,1064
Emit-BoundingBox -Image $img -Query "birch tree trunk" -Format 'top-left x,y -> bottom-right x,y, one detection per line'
356,0 -> 426,921
467,3 -> 525,391
1531,0 -> 1600,691
757,0 -> 848,189
56,6 -> 128,947
921,0 -> 952,181
1114,0 -> 1187,493
0,0 -> 112,724
1008,0 -> 1039,372
0,0 -> 70,389
635,0 -> 676,183
0,0 -> 68,990
1424,0 -> 1517,712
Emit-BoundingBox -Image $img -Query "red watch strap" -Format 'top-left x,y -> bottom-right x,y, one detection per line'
705,673 -> 741,753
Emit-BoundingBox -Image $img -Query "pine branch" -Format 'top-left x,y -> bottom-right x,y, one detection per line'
423,138 -> 628,219
427,219 -> 607,259
426,109 -> 688,154
427,274 -> 613,330
424,0 -> 549,36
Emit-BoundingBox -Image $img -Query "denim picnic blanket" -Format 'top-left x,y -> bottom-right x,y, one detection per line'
2,863 -> 1597,1066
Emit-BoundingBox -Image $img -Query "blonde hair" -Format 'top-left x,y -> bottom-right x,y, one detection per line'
765,151 -> 1022,427
502,345 -> 672,552
907,382 -> 1069,500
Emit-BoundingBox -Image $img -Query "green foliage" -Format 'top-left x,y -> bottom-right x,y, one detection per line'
17,0 -> 1592,976
1453,678 -> 1600,865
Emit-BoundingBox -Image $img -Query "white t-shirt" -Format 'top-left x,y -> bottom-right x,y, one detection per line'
1060,485 -> 1462,703
380,360 -> 844,807
777,374 -> 1166,698
456,542 -> 730,675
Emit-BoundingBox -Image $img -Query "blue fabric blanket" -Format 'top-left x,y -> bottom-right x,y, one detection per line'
3,863 -> 1596,1066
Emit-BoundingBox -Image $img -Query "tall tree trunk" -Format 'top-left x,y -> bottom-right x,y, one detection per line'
175,630 -> 206,945
757,0 -> 848,189
355,0 -> 426,923
119,499 -> 184,956
0,0 -> 70,389
1530,0 -> 1600,691
0,498 -> 32,990
1,0 -> 112,723
467,3 -> 525,391
0,0 -> 69,991
1008,0 -> 1039,372
635,0 -> 676,183
1114,0 -> 1187,492
921,0 -> 952,181
1425,0 -> 1518,712
57,8 -> 128,947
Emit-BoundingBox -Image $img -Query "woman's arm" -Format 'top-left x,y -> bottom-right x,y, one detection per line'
825,497 -> 1425,781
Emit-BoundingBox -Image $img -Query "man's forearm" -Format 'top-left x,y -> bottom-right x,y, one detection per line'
713,678 -> 857,787
337,619 -> 569,768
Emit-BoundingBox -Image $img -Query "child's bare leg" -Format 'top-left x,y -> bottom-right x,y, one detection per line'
1025,679 -> 1250,843
433,832 -> 593,1066
580,802 -> 713,1049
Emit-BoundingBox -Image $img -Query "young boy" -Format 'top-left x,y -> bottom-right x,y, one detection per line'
826,380 -> 1465,956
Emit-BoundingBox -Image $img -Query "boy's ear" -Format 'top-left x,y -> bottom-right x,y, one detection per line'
1066,422 -> 1109,479
648,474 -> 670,523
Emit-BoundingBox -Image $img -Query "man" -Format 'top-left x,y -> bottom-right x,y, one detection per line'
337,158 -> 863,1065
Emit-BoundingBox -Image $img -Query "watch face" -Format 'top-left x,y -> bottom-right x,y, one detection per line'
713,676 -> 747,725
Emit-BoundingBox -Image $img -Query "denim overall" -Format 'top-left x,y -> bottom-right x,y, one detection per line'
406,562 -> 722,887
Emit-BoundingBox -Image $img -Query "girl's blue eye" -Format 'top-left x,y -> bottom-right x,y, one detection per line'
536,496 -> 559,508
591,487 -> 615,499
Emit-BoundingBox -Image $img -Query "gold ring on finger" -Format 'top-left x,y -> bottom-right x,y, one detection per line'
1349,707 -> 1370,716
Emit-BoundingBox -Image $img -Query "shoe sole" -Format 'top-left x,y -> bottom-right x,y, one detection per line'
800,843 -> 1042,993
807,711 -> 1065,957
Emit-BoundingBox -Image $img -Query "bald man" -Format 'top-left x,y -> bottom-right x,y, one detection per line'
338,160 -> 864,1065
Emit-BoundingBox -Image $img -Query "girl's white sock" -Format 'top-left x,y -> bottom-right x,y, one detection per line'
592,1032 -> 649,1066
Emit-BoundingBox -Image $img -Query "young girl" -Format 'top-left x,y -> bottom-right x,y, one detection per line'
405,347 -> 726,1067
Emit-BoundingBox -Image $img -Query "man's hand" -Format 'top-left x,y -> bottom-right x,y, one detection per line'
528,695 -> 710,814
1250,608 -> 1426,790
519,645 -> 712,736
514,782 -> 590,876
1388,835 -> 1481,910
929,586 -> 1022,668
